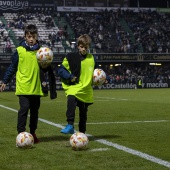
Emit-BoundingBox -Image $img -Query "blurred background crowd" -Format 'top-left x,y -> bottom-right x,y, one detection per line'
0,9 -> 170,54
0,0 -> 170,88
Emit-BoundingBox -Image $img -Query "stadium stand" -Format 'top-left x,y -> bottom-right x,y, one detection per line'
0,9 -> 170,54
1,12 -> 72,53
1,8 -> 170,90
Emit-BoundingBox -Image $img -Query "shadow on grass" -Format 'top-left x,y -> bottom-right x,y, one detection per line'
38,134 -> 121,143
39,135 -> 70,142
88,134 -> 121,141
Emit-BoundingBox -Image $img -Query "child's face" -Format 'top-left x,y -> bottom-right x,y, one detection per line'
78,44 -> 89,55
25,32 -> 38,46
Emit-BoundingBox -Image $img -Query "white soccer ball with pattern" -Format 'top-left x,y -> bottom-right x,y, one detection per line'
93,68 -> 106,86
36,47 -> 53,67
70,132 -> 89,150
16,132 -> 34,149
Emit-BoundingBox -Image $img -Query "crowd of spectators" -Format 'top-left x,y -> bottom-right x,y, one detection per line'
123,9 -> 170,53
64,8 -> 170,53
1,10 -> 65,53
103,63 -> 170,85
1,9 -> 170,88
0,9 -> 170,54
1,62 -> 170,89
0,20 -> 12,53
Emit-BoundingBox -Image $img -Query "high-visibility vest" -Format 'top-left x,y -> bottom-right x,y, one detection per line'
15,46 -> 43,96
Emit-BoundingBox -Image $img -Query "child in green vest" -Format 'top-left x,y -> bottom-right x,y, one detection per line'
0,24 -> 56,143
58,34 -> 96,134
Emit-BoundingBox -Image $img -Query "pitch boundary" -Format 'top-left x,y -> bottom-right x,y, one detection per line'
0,104 -> 170,168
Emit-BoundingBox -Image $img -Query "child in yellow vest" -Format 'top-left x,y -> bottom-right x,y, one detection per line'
58,34 -> 96,134
0,24 -> 56,143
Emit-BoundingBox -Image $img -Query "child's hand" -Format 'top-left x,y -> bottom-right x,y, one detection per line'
104,79 -> 108,84
104,76 -> 110,84
71,77 -> 77,82
0,83 -> 6,92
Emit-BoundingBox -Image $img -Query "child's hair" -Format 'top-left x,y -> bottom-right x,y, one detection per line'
77,34 -> 91,47
24,24 -> 38,36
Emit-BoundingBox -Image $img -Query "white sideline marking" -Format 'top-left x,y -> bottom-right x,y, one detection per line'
0,104 -> 170,168
0,104 -> 65,129
85,120 -> 170,125
90,148 -> 109,152
95,139 -> 170,168
96,97 -> 128,101
0,105 -> 18,112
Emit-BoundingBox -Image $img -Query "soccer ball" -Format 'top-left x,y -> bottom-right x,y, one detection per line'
70,132 -> 89,150
16,132 -> 34,149
36,47 -> 53,68
93,68 -> 106,86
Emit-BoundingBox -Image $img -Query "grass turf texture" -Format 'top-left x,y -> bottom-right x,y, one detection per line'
0,89 -> 170,170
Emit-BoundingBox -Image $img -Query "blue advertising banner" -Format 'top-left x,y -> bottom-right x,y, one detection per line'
4,82 -> 170,91
0,0 -> 29,10
1,53 -> 170,63
0,0 -> 54,11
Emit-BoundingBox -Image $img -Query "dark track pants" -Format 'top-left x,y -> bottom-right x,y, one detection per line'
17,95 -> 40,134
66,95 -> 88,133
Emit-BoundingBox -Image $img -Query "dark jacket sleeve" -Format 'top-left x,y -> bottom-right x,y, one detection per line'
3,51 -> 18,84
57,64 -> 74,80
94,55 -> 98,69
48,66 -> 57,99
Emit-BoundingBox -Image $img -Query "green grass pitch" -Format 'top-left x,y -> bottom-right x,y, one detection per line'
0,89 -> 170,170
